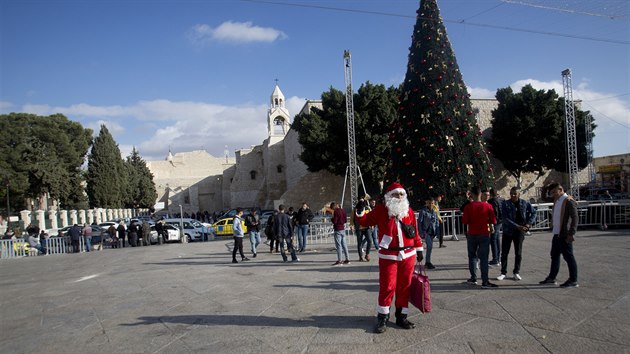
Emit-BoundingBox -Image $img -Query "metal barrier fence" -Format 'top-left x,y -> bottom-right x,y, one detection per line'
0,236 -> 81,259
2,201 -> 627,260
304,221 -> 357,246
437,200 -> 630,240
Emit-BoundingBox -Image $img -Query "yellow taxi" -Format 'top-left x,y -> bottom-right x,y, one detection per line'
212,217 -> 248,236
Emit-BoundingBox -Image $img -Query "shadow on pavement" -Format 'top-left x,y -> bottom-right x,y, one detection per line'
122,314 -> 374,331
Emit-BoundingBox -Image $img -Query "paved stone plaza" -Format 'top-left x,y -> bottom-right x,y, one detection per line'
1,229 -> 628,353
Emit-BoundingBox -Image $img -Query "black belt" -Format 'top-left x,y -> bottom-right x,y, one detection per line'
382,246 -> 414,251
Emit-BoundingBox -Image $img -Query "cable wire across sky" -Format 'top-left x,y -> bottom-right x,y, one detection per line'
241,0 -> 630,45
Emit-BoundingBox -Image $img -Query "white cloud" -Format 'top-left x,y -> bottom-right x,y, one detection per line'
22,103 -> 129,117
510,78 -> 564,94
85,120 -> 126,135
13,99 -> 270,161
285,95 -> 308,120
189,21 -> 287,45
468,86 -> 495,99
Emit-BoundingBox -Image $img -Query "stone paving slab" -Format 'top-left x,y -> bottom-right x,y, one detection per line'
0,229 -> 629,353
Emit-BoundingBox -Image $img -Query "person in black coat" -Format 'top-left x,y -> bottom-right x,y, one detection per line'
273,205 -> 298,262
266,210 -> 279,253
117,223 -> 127,248
68,224 -> 82,253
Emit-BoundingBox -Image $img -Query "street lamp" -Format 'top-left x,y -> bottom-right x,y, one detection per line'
178,204 -> 186,243
5,179 -> 10,228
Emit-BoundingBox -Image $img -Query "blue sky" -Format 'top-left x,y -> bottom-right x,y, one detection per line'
1,0 -> 628,162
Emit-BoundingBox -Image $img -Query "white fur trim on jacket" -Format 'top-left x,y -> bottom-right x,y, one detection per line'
385,188 -> 406,198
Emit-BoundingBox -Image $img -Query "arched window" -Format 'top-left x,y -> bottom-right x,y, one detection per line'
250,171 -> 257,180
274,117 -> 287,135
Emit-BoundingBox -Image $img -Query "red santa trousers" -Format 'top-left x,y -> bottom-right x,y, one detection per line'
377,256 -> 415,314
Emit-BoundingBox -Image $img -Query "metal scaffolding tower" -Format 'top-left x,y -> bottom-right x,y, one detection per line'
585,109 -> 595,182
343,50 -> 359,208
562,69 -> 580,199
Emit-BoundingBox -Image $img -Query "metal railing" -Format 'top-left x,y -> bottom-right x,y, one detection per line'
0,236 -> 81,259
437,200 -> 630,239
2,201 -> 627,260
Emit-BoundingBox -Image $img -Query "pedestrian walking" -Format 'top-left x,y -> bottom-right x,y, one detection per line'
232,208 -> 250,263
540,183 -> 580,287
274,205 -> 299,262
245,209 -> 261,258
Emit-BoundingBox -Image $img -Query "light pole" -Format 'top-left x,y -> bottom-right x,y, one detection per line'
178,204 -> 186,243
5,179 -> 9,228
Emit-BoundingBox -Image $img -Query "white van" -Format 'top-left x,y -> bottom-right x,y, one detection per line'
163,218 -> 207,242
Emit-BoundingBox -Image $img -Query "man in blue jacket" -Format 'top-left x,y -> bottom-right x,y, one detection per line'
497,187 -> 536,281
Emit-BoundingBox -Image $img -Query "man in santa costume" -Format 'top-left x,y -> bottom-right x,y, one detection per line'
355,182 -> 424,333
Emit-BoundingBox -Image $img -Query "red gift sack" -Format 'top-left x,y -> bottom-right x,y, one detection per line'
410,264 -> 432,313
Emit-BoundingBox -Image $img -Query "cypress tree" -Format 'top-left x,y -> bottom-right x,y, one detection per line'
86,125 -> 125,208
384,0 -> 494,208
125,147 -> 157,209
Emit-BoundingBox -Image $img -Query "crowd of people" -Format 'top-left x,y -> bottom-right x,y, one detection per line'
228,181 -> 580,334
3,181 -> 580,335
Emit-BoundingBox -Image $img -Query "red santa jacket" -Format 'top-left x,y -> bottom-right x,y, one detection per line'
356,204 -> 423,261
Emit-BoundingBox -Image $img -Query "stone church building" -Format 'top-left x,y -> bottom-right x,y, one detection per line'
146,85 -> 570,216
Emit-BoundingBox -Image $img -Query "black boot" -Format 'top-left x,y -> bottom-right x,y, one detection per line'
395,308 -> 415,329
374,313 -> 389,334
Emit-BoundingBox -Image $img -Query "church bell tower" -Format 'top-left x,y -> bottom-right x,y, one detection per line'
268,82 -> 290,143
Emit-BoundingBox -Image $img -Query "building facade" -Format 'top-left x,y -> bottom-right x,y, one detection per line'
147,85 -> 587,216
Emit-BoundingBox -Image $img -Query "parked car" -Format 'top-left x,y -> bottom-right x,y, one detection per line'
149,224 -> 181,243
130,218 -> 155,226
212,217 -> 248,236
98,221 -> 125,231
260,209 -> 275,220
162,218 -> 206,242
58,225 -> 106,243
219,207 -> 261,220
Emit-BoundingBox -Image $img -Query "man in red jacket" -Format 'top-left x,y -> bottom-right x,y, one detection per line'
462,186 -> 498,288
355,182 -> 424,334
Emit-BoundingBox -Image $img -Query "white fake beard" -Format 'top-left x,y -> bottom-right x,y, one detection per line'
385,195 -> 409,219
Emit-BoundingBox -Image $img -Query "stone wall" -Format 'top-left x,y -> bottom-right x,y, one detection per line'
145,97 -> 596,214
147,150 -> 234,215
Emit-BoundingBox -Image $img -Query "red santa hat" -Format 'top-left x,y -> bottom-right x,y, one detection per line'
385,182 -> 406,198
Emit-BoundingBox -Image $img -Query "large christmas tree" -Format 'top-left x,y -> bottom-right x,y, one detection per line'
384,0 -> 494,208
